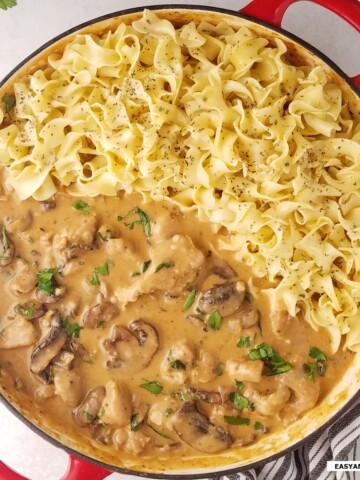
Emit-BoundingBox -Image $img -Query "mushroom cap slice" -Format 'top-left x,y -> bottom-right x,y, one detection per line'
73,386 -> 106,427
188,388 -> 222,404
0,225 -> 14,267
82,301 -> 119,329
173,401 -> 232,453
35,286 -> 66,304
103,320 -> 159,373
198,281 -> 245,317
30,311 -> 67,375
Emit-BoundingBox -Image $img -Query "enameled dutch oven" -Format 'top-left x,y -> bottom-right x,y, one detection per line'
0,0 -> 360,478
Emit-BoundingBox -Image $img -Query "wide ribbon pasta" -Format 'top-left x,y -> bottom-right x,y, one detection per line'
1,10 -> 359,352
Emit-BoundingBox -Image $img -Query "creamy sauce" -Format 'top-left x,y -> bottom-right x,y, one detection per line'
0,188 -> 354,460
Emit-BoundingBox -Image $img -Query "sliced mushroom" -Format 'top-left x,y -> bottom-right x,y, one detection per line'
14,300 -> 47,321
82,302 -> 119,329
30,311 -> 67,375
198,281 -> 246,317
188,388 -> 222,404
103,320 -> 159,373
1,226 -> 15,266
66,243 -> 95,260
40,200 -> 56,211
173,401 -> 232,453
209,263 -> 237,280
74,386 -> 106,427
35,286 -> 66,304
68,339 -> 89,359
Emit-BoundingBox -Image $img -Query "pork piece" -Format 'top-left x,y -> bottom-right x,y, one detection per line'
0,317 -> 38,349
52,212 -> 97,264
116,235 -> 205,306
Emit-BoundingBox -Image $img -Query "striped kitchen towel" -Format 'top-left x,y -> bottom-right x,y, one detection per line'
216,396 -> 360,480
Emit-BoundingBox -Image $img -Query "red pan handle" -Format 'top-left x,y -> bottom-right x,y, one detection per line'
240,0 -> 360,88
0,456 -> 111,480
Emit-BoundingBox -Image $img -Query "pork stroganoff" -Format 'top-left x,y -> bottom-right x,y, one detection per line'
0,8 -> 359,465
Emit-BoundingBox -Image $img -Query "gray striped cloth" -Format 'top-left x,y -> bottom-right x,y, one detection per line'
215,397 -> 360,480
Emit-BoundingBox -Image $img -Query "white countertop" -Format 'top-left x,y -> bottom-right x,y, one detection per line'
0,1 -> 359,479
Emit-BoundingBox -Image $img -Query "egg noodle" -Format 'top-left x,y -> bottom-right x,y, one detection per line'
0,10 -> 359,352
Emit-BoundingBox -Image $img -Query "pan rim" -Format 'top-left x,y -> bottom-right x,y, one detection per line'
0,3 -> 359,478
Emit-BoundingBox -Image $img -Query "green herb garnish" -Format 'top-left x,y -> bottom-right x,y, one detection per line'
130,413 -> 143,431
142,260 -> 151,273
15,303 -> 36,320
304,362 -> 317,381
72,199 -> 92,215
237,336 -> 251,348
207,310 -> 223,330
90,262 -> 109,285
63,318 -> 83,339
140,380 -> 163,395
182,289 -> 196,312
117,207 -> 152,237
0,0 -> 17,11
83,411 -> 96,422
229,392 -> 255,412
163,408 -> 173,417
224,415 -> 250,426
96,321 -> 104,329
305,347 -> 327,380
147,424 -> 174,440
214,363 -> 224,376
155,261 -> 175,272
37,267 -> 59,294
169,359 -> 186,370
309,347 -> 326,362
248,342 -> 292,376
254,421 -> 265,431
2,95 -> 16,112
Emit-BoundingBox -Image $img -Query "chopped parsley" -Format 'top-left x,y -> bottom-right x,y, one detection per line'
254,421 -> 265,432
155,261 -> 175,272
304,347 -> 327,380
229,380 -> 254,412
2,94 -> 16,112
117,207 -> 152,237
96,321 -> 104,329
182,289 -> 196,312
147,424 -> 174,441
131,260 -> 151,277
82,411 -> 96,422
304,362 -> 317,381
90,262 -> 109,285
207,310 -> 223,330
224,415 -> 250,426
163,408 -> 173,417
309,347 -> 326,362
169,359 -> 186,370
15,303 -> 36,320
37,268 -> 59,294
63,318 -> 83,339
0,0 -> 17,11
140,380 -> 163,395
130,413 -> 143,431
214,363 -> 224,376
72,199 -> 92,215
248,343 -> 292,376
237,336 -> 251,348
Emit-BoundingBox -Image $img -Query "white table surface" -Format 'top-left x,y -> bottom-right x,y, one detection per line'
0,1 -> 359,479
